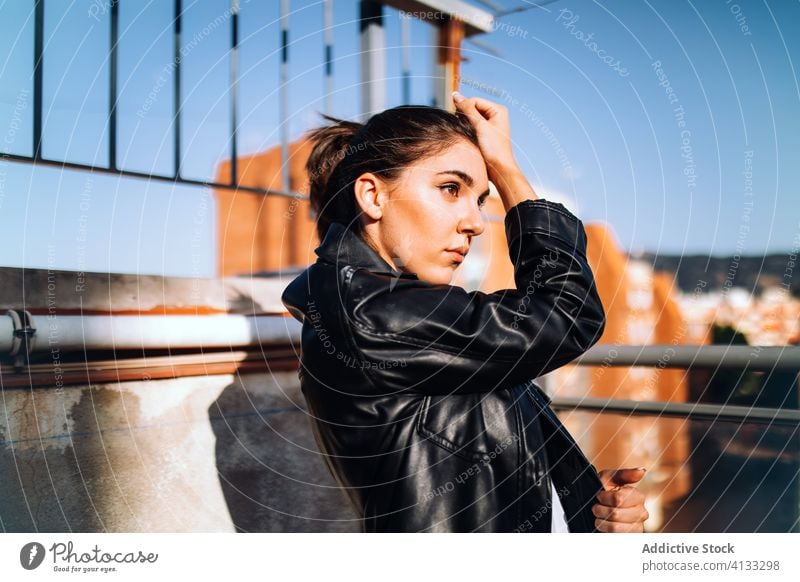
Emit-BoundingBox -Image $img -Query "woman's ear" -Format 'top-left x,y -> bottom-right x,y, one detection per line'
354,172 -> 389,221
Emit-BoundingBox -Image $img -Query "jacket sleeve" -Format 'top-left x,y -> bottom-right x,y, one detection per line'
345,198 -> 606,395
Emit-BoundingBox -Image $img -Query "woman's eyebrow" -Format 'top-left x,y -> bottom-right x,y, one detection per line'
436,170 -> 473,186
436,170 -> 491,198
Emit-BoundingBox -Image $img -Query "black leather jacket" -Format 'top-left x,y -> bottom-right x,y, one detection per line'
281,198 -> 607,532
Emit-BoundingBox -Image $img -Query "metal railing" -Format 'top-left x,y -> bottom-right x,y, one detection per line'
5,0 -> 491,200
575,345 -> 800,372
550,396 -> 800,427
6,0 -> 306,199
547,345 -> 800,425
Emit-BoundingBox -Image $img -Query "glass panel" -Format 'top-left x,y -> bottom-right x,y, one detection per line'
284,1 -> 324,142
117,0 -> 174,176
237,1 -> 342,160
381,7 -> 402,110
554,409 -> 799,532
0,164 -> 214,277
236,0 -> 281,160
408,17 -> 435,106
325,0 -> 360,121
0,0 -> 34,157
106,182 -> 215,277
178,0 -> 231,182
42,0 -> 110,166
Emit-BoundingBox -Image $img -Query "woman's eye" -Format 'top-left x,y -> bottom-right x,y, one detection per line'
441,183 -> 460,198
478,197 -> 488,208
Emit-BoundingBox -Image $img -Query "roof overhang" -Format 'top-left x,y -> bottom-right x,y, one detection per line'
381,0 -> 494,36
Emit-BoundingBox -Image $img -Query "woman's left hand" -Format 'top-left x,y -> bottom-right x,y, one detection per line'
592,468 -> 649,533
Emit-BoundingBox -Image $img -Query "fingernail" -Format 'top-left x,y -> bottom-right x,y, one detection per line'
452,91 -> 464,102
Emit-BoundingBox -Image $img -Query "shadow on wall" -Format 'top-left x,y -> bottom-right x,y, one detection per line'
210,370 -> 360,532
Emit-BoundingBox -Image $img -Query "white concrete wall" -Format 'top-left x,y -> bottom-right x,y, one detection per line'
0,371 -> 358,532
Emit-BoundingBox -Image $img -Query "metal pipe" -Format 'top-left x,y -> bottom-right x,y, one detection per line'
0,313 -> 301,353
359,0 -> 385,119
174,0 -> 182,178
1,153 -> 308,199
400,13 -> 410,104
109,0 -> 119,170
1,349 -> 300,388
550,396 -> 800,427
324,0 -> 333,115
33,0 -> 44,159
280,0 -> 290,193
230,0 -> 239,185
3,310 -> 796,370
575,345 -> 800,372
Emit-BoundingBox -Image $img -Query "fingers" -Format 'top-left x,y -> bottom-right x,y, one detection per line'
452,91 -> 507,124
469,96 -> 508,121
594,467 -> 649,533
592,502 -> 649,525
594,518 -> 645,533
598,467 -> 647,489
452,91 -> 483,123
593,499 -> 649,533
595,484 -> 646,508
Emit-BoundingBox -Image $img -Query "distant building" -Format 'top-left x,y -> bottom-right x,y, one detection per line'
676,285 -> 800,346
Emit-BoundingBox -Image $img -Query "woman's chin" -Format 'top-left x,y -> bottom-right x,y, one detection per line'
417,265 -> 457,285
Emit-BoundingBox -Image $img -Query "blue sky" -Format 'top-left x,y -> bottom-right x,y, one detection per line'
0,0 -> 798,277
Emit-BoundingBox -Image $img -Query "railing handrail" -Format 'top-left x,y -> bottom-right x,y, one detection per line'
549,396 -> 800,426
575,344 -> 800,371
0,152 -> 307,198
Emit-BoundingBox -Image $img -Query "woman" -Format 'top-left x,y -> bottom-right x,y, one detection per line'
282,92 -> 648,533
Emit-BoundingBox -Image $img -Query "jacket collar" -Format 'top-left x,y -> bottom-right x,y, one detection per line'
314,221 -> 418,279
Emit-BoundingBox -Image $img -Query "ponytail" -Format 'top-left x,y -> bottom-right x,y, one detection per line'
305,114 -> 364,241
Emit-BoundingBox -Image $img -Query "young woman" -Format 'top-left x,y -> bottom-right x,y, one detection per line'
282,93 -> 648,533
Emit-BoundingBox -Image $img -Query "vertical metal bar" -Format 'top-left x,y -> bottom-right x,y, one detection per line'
173,0 -> 182,179
230,0 -> 239,186
429,24 -> 438,107
323,0 -> 333,116
359,0 -> 385,120
280,0 -> 289,193
435,16 -> 463,113
33,0 -> 44,159
400,12 -> 410,105
109,0 -> 119,170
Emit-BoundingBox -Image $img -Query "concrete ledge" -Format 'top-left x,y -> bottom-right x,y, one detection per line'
0,266 -> 295,315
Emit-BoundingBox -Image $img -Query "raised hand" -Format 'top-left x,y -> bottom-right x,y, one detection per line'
593,468 -> 649,533
452,92 -> 537,210
452,91 -> 516,182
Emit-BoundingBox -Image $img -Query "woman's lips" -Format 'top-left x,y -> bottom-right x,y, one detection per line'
445,250 -> 465,264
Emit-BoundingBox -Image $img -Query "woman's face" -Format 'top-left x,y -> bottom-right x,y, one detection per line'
357,139 -> 490,285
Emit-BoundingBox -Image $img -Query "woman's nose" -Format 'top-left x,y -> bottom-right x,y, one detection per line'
459,202 -> 485,236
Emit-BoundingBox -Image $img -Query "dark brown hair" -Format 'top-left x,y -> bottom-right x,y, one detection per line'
305,105 -> 479,241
